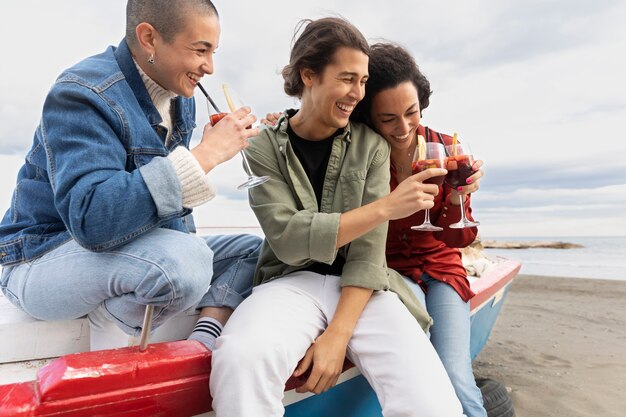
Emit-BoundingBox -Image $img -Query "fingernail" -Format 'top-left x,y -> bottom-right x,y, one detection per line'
466,178 -> 472,184
457,186 -> 463,192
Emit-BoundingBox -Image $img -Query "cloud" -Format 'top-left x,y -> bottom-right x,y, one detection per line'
482,157 -> 626,191
0,1 -> 126,152
397,0 -> 624,71
569,102 -> 626,120
477,183 -> 626,208
474,184 -> 626,237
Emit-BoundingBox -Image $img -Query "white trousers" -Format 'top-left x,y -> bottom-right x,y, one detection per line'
210,271 -> 465,417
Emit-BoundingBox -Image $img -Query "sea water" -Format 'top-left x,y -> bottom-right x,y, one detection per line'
482,236 -> 626,281
197,228 -> 625,281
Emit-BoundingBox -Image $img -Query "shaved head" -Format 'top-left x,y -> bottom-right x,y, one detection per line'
126,0 -> 218,46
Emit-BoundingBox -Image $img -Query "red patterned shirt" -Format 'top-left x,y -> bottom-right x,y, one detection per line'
386,125 -> 478,302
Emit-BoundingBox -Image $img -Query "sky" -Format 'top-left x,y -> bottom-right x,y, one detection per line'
1,0 -> 625,238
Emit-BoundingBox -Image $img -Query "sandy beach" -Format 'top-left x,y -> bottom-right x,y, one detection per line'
473,274 -> 626,417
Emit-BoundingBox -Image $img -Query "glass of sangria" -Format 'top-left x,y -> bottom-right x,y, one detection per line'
222,84 -> 270,190
411,141 -> 446,232
197,82 -> 270,190
444,142 -> 480,229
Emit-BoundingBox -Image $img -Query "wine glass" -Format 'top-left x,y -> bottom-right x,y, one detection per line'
444,142 -> 480,229
411,141 -> 446,232
196,82 -> 269,190
221,84 -> 270,190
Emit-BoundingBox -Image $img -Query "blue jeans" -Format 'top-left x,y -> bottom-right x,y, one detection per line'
405,274 -> 487,417
0,228 -> 261,337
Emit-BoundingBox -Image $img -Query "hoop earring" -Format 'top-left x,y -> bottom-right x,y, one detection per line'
148,54 -> 155,65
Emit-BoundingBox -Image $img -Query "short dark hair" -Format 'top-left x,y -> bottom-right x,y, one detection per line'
352,42 -> 432,125
126,0 -> 218,46
282,17 -> 370,98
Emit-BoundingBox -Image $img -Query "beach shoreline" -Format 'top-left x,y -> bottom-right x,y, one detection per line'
473,274 -> 626,417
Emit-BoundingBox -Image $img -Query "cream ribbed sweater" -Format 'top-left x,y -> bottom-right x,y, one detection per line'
134,60 -> 215,208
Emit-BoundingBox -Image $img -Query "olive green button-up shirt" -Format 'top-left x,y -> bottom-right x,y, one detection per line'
245,112 -> 432,330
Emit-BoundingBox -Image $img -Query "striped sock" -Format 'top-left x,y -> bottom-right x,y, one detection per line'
188,317 -> 223,351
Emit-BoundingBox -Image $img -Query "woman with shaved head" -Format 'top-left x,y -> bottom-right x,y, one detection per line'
0,0 -> 261,352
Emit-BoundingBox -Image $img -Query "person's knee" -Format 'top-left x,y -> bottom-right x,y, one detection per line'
157,235 -> 214,300
205,234 -> 262,304
213,334 -> 258,376
214,331 -> 286,376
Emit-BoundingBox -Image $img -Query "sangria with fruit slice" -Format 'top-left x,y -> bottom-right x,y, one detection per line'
444,142 -> 480,229
411,139 -> 446,232
221,84 -> 270,189
413,158 -> 446,186
197,82 -> 269,190
444,154 -> 475,188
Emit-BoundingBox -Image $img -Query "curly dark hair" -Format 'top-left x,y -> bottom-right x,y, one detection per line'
282,17 -> 370,99
352,42 -> 432,126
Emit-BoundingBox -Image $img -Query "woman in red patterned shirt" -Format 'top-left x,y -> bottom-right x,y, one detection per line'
351,42 -> 486,417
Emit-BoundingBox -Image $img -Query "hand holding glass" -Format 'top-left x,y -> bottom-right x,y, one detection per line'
411,142 -> 447,231
221,84 -> 270,189
197,82 -> 269,190
444,143 -> 480,229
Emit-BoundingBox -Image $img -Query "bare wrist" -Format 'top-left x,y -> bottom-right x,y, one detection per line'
191,147 -> 219,173
324,324 -> 353,343
377,195 -> 393,221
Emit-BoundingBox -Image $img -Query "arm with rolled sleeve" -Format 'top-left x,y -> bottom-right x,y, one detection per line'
43,80 -> 207,251
165,146 -> 216,208
339,143 -> 391,291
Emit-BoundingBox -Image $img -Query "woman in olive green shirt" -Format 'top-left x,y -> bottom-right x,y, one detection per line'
210,17 -> 464,417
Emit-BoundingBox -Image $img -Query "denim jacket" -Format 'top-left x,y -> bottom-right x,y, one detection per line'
0,39 -> 197,266
246,112 -> 432,329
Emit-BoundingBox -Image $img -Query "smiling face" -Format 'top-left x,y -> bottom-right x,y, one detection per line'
300,47 -> 369,138
147,12 -> 220,98
370,81 -> 421,152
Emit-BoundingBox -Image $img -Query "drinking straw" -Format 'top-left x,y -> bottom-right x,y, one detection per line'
452,132 -> 458,157
222,84 -> 237,112
197,82 -> 222,113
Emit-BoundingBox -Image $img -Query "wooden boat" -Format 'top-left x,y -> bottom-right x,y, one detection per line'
0,258 -> 520,416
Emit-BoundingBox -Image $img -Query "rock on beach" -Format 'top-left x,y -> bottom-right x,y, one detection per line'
481,240 -> 584,249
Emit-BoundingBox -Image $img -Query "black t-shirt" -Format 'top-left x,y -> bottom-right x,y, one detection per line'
287,124 -> 335,208
287,123 -> 345,276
